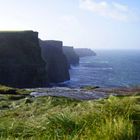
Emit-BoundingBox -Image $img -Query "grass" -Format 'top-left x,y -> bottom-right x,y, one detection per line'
81,85 -> 100,90
0,85 -> 140,139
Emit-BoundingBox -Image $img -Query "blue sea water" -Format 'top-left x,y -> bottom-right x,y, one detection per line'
66,50 -> 140,88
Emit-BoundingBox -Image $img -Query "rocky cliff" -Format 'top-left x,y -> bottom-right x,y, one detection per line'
75,48 -> 96,57
40,40 -> 70,83
63,46 -> 79,66
0,31 -> 47,88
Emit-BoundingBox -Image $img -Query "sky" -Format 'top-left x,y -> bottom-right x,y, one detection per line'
0,0 -> 140,49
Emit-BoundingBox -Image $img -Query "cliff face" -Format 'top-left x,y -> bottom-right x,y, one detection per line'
40,40 -> 70,83
63,46 -> 79,66
74,48 -> 96,57
0,31 -> 47,88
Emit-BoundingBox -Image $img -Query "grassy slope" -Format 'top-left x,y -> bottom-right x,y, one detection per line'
0,86 -> 140,140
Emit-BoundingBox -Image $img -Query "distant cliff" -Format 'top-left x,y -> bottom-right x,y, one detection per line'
40,40 -> 70,83
63,46 -> 79,66
0,31 -> 47,88
75,48 -> 96,57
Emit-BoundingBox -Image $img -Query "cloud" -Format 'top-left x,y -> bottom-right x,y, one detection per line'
79,0 -> 138,21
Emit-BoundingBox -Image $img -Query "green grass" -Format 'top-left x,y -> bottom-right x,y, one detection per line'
81,85 -> 100,90
0,86 -> 140,139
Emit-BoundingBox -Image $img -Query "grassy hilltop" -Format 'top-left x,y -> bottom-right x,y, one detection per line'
0,85 -> 140,140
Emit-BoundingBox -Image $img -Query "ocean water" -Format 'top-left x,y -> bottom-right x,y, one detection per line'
66,50 -> 140,88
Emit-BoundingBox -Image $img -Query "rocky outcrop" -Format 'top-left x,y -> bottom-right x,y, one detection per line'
30,87 -> 140,100
0,31 -> 47,88
40,40 -> 70,83
63,46 -> 79,66
75,48 -> 96,57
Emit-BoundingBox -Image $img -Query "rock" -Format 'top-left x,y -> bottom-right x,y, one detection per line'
74,48 -> 96,57
40,40 -> 70,83
0,31 -> 47,88
63,46 -> 79,66
30,87 -> 108,100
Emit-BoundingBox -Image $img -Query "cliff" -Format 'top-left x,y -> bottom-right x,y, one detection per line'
74,48 -> 96,57
0,31 -> 47,88
63,46 -> 79,66
40,40 -> 70,83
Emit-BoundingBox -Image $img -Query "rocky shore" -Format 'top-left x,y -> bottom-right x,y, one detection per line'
29,86 -> 140,100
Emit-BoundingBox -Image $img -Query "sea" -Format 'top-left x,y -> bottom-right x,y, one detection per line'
65,50 -> 140,88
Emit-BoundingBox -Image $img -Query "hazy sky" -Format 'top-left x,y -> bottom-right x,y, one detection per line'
0,0 -> 140,49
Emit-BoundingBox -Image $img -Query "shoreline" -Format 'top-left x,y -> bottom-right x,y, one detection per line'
29,86 -> 140,100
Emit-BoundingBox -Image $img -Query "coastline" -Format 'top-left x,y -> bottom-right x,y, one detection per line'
29,86 -> 140,100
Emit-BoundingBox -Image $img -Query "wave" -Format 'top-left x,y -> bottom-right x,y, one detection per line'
71,66 -> 113,71
69,52 -> 140,88
95,61 -> 109,64
95,67 -> 113,70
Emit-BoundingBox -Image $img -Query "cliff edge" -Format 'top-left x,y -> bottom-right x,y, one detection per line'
75,48 -> 96,57
0,31 -> 47,88
40,40 -> 70,83
63,46 -> 79,66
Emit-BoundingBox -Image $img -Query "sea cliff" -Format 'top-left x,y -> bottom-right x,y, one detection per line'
63,46 -> 79,66
40,40 -> 70,83
0,31 -> 47,88
75,48 -> 96,57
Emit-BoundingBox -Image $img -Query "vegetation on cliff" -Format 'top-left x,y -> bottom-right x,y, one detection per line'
0,85 -> 140,140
